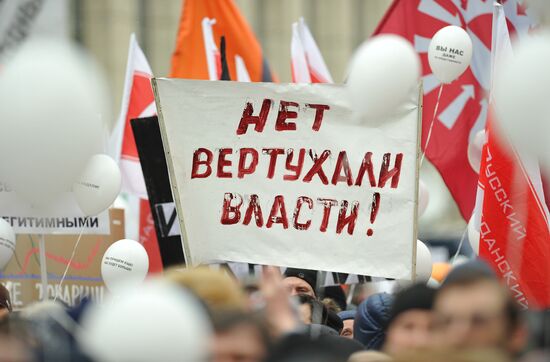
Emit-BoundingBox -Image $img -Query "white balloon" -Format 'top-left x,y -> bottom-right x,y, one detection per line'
467,215 -> 480,255
347,34 -> 420,119
418,179 -> 430,217
101,239 -> 149,293
0,218 -> 16,270
494,32 -> 550,165
0,39 -> 109,206
428,26 -> 473,83
416,240 -> 433,283
74,154 -> 122,216
467,130 -> 486,174
80,281 -> 212,362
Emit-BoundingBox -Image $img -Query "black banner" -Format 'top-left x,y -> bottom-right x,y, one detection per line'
131,116 -> 185,267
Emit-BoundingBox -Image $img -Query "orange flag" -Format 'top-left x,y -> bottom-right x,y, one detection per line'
170,0 -> 276,82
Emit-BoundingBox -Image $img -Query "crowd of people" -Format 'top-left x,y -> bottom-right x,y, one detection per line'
0,259 -> 547,362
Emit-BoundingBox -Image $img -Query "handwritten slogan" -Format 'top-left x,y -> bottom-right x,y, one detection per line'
154,80 -> 421,279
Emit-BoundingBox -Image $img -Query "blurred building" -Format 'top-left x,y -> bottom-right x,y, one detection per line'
72,0 -> 393,105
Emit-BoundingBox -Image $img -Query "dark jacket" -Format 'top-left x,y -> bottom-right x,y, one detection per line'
353,292 -> 393,350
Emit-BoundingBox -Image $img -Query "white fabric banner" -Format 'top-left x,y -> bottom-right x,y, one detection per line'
154,79 -> 421,279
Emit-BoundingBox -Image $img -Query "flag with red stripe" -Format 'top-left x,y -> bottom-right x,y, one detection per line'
110,34 -> 163,273
291,17 -> 333,84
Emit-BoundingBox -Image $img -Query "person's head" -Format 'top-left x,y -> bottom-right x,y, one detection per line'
348,351 -> 392,362
266,333 -> 363,362
211,311 -> 270,362
0,317 -> 34,362
283,268 -> 317,297
321,285 -> 347,311
338,310 -> 356,339
322,297 -> 342,314
391,349 -> 512,362
433,260 -> 525,354
0,284 -> 12,319
164,266 -> 247,312
383,283 -> 435,355
354,292 -> 394,350
297,294 -> 343,333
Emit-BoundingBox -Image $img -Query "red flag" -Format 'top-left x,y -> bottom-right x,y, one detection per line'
478,119 -> 550,308
110,34 -> 163,273
374,0 -> 533,219
475,3 -> 550,309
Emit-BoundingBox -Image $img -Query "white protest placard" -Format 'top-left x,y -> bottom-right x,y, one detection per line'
0,183 -> 110,235
154,79 -> 421,279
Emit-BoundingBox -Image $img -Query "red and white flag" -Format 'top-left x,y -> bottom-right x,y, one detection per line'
110,34 -> 156,195
110,33 -> 163,273
374,0 -> 533,219
475,3 -> 550,309
291,17 -> 333,84
201,17 -> 252,82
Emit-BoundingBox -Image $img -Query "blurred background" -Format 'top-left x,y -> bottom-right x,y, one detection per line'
0,0 -> 466,257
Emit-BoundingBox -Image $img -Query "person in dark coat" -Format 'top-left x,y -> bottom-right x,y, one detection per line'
353,292 -> 393,349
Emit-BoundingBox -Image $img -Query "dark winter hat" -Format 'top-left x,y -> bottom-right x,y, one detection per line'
283,268 -> 318,291
321,285 -> 347,311
442,259 -> 497,286
387,283 -> 435,328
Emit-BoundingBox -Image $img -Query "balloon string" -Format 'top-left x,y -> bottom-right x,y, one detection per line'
54,218 -> 87,303
451,225 -> 468,264
420,84 -> 444,166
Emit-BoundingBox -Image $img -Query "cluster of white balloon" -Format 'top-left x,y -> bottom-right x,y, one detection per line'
0,40 -> 121,215
346,26 -> 473,284
0,39 -> 149,292
75,156 -> 151,293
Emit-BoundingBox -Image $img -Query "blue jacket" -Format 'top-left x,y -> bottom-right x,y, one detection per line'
353,292 -> 394,350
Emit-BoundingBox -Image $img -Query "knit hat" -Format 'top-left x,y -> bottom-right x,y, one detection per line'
283,268 -> 318,291
387,283 -> 435,328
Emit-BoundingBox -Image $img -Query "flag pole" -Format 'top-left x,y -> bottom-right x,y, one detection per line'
38,234 -> 48,301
